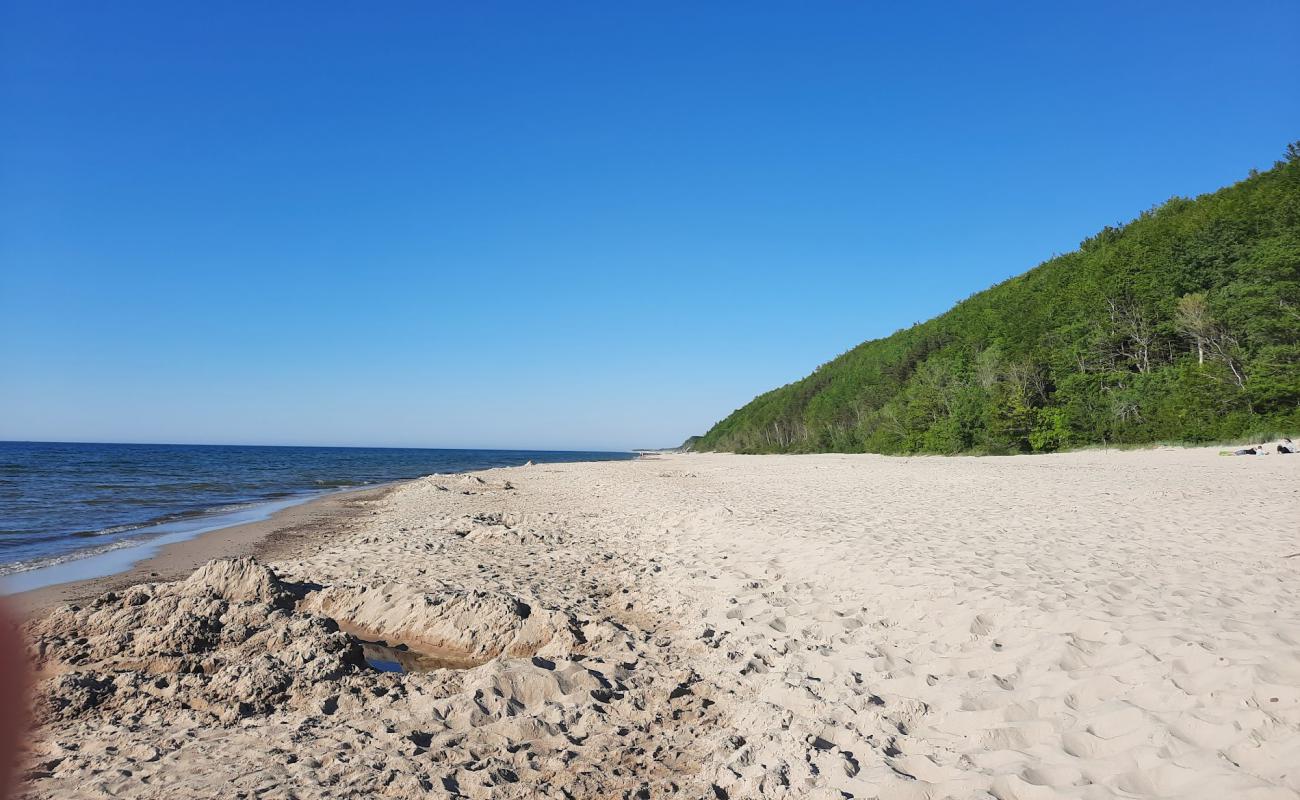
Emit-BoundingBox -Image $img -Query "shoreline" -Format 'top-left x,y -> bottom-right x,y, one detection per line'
6,481 -> 402,619
16,449 -> 1300,799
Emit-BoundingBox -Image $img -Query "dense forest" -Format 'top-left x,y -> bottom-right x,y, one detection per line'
695,146 -> 1300,455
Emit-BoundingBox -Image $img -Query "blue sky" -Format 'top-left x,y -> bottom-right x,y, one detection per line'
2,2 -> 1296,450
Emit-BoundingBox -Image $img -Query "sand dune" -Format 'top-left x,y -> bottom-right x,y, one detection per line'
18,449 -> 1300,798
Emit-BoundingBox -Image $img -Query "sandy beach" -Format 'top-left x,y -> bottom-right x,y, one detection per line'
14,449 -> 1300,799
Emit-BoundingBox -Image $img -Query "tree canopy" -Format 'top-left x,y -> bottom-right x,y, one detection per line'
695,147 -> 1300,454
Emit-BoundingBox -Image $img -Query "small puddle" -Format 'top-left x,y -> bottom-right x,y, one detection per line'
358,639 -> 487,672
360,640 -> 427,673
332,620 -> 487,673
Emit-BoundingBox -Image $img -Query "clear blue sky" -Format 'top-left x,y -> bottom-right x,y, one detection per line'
2,2 -> 1296,450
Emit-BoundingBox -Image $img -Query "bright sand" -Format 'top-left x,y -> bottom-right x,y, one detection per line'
15,449 -> 1300,799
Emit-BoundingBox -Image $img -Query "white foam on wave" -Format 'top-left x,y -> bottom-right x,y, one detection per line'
0,494 -> 317,595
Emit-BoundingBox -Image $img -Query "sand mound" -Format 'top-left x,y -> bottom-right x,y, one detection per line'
302,580 -> 580,662
26,557 -> 589,731
22,554 -> 704,799
180,554 -> 296,607
26,558 -> 364,724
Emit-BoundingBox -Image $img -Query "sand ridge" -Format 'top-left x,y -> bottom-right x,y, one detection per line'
17,449 -> 1300,799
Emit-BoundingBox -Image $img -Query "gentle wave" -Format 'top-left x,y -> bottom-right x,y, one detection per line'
0,442 -> 635,576
0,532 -> 156,578
0,495 -> 317,580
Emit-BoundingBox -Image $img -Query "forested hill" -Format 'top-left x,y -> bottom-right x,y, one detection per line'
696,146 -> 1300,455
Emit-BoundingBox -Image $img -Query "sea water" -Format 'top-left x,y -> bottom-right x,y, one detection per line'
0,441 -> 633,593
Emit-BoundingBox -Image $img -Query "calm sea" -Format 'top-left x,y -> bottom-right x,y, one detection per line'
0,441 -> 634,580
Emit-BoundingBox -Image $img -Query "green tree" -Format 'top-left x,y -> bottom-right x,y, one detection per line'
695,147 -> 1300,455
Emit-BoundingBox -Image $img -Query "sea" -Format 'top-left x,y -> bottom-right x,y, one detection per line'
0,441 -> 634,593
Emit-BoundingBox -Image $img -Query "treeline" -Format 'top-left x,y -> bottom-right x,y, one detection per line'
696,145 -> 1300,455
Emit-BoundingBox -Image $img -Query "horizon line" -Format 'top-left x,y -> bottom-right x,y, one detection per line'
0,439 -> 638,454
